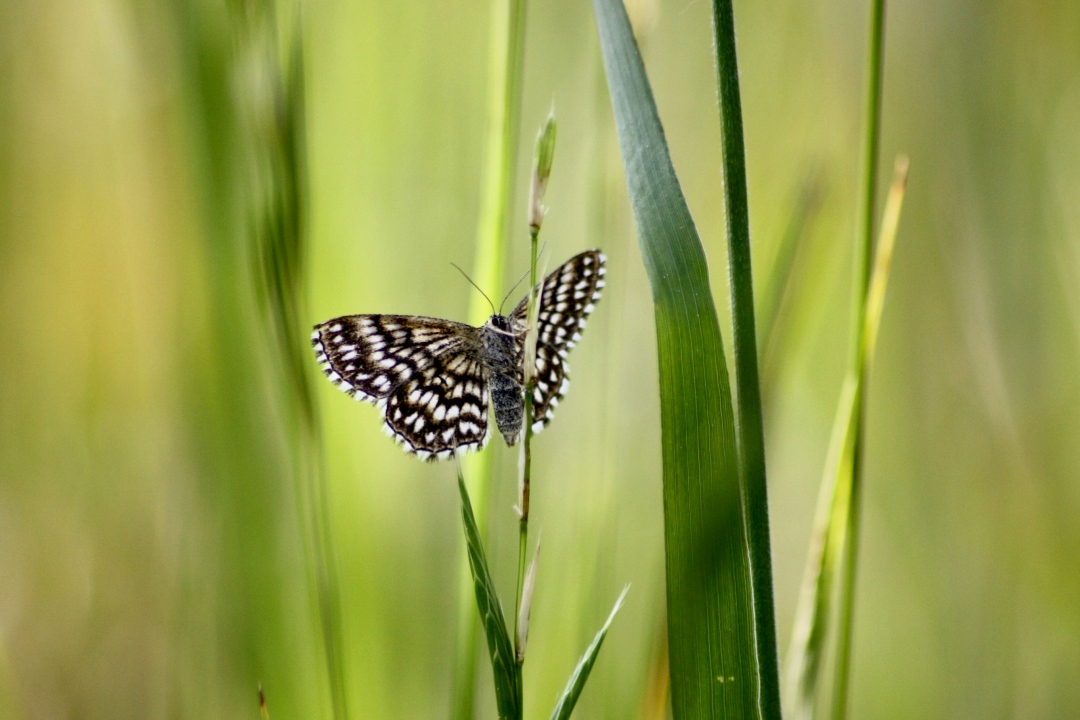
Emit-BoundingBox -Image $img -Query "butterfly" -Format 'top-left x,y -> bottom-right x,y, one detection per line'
312,250 -> 606,461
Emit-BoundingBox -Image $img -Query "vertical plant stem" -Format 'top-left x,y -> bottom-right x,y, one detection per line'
710,1 -> 780,716
514,111 -> 553,668
452,0 -> 528,716
832,0 -> 887,717
514,223 -> 540,663
513,429 -> 530,656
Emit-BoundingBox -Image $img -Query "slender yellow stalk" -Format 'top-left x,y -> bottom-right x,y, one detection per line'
784,157 -> 908,720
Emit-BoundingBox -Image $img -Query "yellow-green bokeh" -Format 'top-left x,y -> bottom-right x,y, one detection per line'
1,0 -> 1079,718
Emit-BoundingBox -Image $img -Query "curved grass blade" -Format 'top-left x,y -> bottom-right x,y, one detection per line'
549,586 -> 630,720
783,157 -> 909,720
759,174 -> 826,376
457,464 -> 522,720
592,0 -> 758,716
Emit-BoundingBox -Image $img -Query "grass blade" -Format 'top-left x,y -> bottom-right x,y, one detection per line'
784,158 -> 909,720
240,5 -> 346,717
549,586 -> 630,720
592,0 -> 758,716
710,2 -> 781,715
758,174 -> 826,368
457,464 -> 522,720
453,0 -> 528,714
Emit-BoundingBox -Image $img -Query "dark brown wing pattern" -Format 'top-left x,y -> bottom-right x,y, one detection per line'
312,315 -> 490,460
511,249 -> 606,432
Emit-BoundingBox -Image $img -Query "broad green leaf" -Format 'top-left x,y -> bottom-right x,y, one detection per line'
549,586 -> 630,720
592,0 -> 759,717
457,467 -> 522,720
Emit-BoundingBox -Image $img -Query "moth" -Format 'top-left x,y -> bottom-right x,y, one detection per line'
312,250 -> 606,460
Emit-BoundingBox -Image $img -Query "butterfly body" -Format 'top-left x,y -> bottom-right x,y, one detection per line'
479,314 -> 527,445
312,249 -> 606,461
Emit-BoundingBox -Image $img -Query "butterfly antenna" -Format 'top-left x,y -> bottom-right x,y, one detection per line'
498,241 -> 549,314
450,262 -> 495,315
499,268 -> 531,314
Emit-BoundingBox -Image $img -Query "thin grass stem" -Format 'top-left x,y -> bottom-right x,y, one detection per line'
514,108 -> 553,663
710,0 -> 781,715
831,0 -> 888,716
514,223 -> 540,664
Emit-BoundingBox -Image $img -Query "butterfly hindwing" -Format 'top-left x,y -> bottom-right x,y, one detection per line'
312,315 -> 491,459
383,361 -> 491,460
529,343 -> 567,430
512,249 -> 606,433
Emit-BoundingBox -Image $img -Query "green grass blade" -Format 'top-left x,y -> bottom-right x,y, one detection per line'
457,465 -> 522,720
592,0 -> 758,716
549,586 -> 630,720
783,377 -> 858,720
710,2 -> 781,715
784,158 -> 908,720
758,175 -> 826,368
453,0 -> 527,714
240,5 -> 345,718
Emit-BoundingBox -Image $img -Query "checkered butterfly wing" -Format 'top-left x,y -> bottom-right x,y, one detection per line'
511,249 -> 606,432
312,315 -> 490,460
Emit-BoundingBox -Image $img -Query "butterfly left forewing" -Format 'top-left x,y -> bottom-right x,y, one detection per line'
312,314 -> 472,401
313,314 -> 492,460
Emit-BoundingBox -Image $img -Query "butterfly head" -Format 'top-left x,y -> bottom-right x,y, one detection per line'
487,313 -> 515,334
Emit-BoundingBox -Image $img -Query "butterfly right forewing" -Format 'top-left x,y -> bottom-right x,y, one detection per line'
511,249 -> 606,432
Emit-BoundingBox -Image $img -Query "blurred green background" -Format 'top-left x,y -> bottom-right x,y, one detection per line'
2,0 -> 1080,718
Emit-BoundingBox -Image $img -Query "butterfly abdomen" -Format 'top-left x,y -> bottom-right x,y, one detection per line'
480,315 -> 524,445
489,371 -> 523,445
